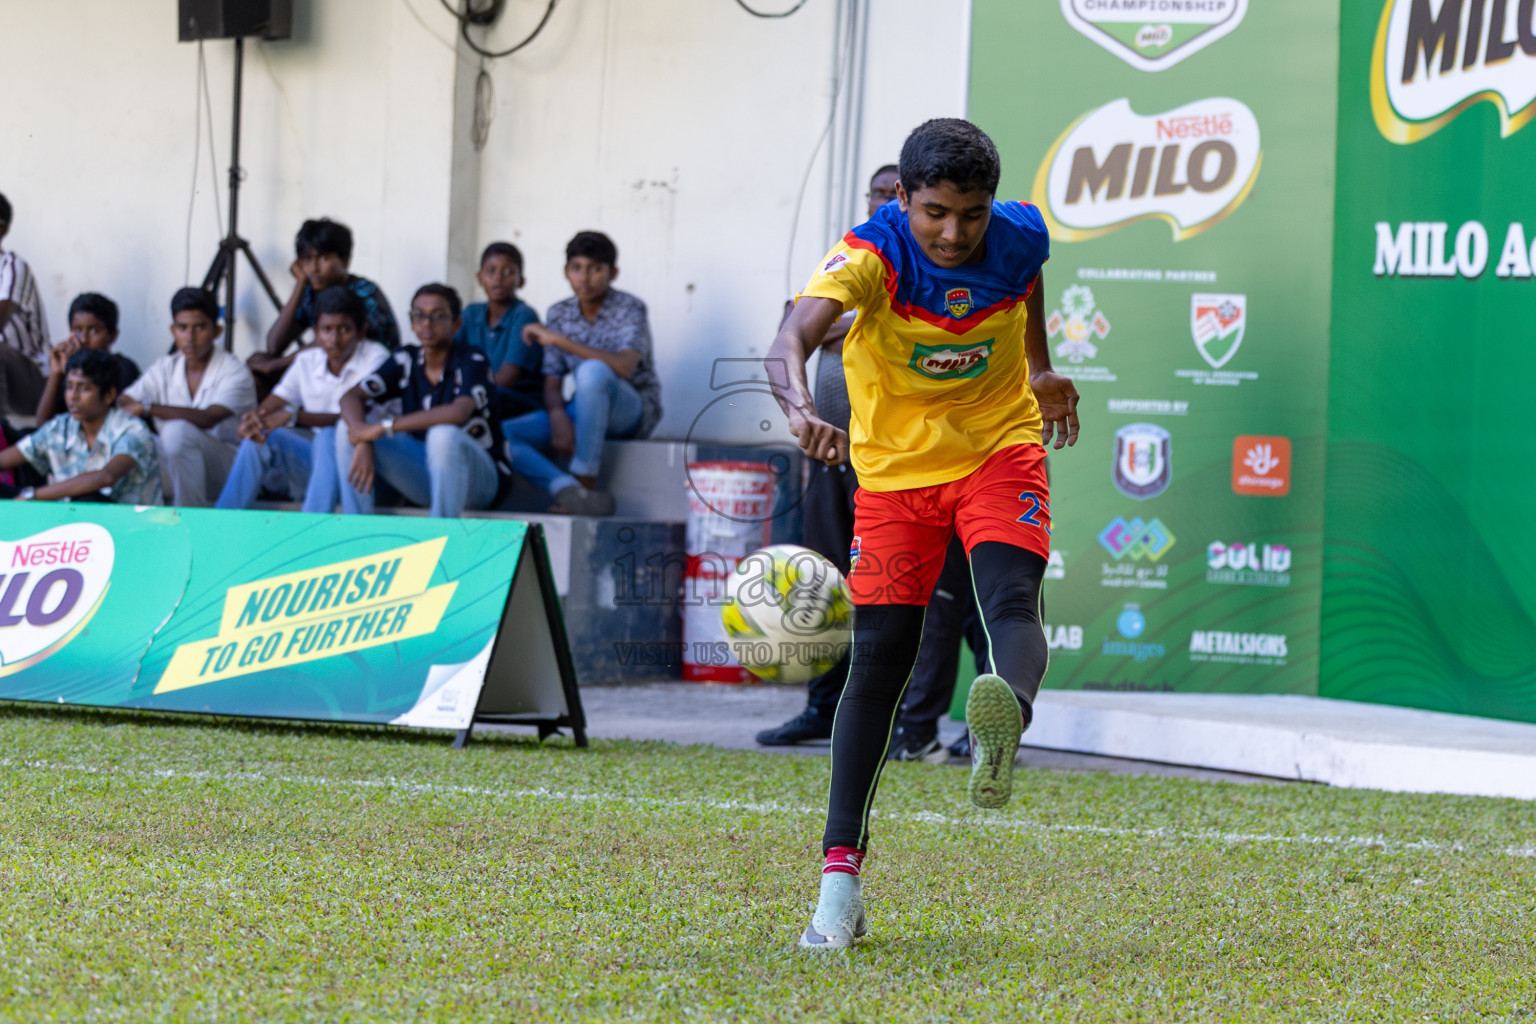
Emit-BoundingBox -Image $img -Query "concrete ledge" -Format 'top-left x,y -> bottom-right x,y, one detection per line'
1029,691 -> 1536,801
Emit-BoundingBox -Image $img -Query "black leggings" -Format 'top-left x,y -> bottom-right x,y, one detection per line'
822,541 -> 1049,852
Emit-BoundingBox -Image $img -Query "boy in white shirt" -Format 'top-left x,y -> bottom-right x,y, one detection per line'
119,287 -> 256,507
216,287 -> 388,512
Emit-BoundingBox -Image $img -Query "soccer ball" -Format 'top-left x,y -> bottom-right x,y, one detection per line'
720,544 -> 853,684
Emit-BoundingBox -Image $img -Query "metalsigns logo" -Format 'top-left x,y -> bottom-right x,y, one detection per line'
1046,285 -> 1115,382
908,339 -> 993,380
1045,623 -> 1084,651
1191,293 -> 1247,368
1061,0 -> 1248,71
1189,629 -> 1288,665
0,524 -> 114,676
1032,97 -> 1262,243
1113,423 -> 1172,499
1372,0 -> 1536,144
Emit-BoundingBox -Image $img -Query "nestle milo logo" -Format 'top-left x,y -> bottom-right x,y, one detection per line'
0,524 -> 115,677
909,340 -> 994,380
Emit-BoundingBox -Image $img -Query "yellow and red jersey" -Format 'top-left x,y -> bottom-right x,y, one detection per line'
798,200 -> 1049,491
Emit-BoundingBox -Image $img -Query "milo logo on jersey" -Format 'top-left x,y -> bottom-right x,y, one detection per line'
1033,97 -> 1262,242
1373,0 -> 1536,144
909,339 -> 994,380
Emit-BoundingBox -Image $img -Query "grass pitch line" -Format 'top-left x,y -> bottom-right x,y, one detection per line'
5,755 -> 1532,860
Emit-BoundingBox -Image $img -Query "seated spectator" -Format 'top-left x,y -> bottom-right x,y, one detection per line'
457,241 -> 543,419
120,287 -> 256,507
335,283 -> 511,518
0,191 -> 49,418
0,349 -> 161,504
216,286 -> 389,513
505,231 -> 663,516
35,292 -> 141,422
249,217 -> 399,385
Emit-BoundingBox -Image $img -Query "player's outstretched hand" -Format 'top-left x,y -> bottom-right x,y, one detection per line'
787,408 -> 849,466
1031,370 -> 1081,449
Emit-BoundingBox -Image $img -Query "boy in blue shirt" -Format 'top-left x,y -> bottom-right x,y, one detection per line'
456,242 -> 543,418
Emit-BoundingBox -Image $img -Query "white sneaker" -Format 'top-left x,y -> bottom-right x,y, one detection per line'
797,872 -> 867,950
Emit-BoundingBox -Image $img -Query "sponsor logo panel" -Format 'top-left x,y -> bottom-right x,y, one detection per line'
1113,422 -> 1172,499
1373,0 -> 1536,144
1101,603 -> 1166,661
1032,97 -> 1262,243
1047,284 -> 1116,382
1188,629 -> 1288,665
1207,541 -> 1292,587
0,524 -> 115,676
1060,0 -> 1249,71
1232,435 -> 1291,495
1099,516 -> 1174,589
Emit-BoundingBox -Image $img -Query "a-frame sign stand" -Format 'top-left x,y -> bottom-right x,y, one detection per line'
453,524 -> 587,749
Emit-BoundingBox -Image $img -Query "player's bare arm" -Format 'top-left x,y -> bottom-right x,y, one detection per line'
766,296 -> 847,465
1024,275 -> 1080,449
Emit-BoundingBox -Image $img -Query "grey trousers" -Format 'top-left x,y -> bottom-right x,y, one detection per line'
0,345 -> 45,420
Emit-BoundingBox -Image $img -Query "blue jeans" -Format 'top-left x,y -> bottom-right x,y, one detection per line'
335,423 -> 499,518
504,359 -> 643,495
214,427 -> 339,514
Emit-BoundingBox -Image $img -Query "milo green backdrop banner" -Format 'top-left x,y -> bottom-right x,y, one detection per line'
0,504 -> 583,739
1321,0 -> 1536,723
970,1 -> 1340,695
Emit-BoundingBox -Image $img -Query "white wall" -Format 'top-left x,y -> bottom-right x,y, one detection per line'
0,0 -> 970,441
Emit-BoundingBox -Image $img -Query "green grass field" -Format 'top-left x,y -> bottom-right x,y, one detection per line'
0,703 -> 1532,1023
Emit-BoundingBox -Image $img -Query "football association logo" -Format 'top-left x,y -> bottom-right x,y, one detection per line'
1190,293 -> 1247,369
1113,423 -> 1171,500
1060,0 -> 1248,72
946,288 -> 973,318
1372,0 -> 1536,144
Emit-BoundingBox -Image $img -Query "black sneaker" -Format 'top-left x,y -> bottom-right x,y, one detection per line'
947,729 -> 972,760
755,708 -> 834,746
887,730 -> 944,763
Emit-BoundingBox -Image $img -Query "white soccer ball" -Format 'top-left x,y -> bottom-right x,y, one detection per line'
720,544 -> 853,684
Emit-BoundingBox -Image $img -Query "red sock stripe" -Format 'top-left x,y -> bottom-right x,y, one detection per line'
823,846 -> 864,876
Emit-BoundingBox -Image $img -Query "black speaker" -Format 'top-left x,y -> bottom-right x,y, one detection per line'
178,0 -> 292,41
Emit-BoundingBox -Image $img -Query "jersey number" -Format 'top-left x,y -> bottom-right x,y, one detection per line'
1017,491 -> 1050,533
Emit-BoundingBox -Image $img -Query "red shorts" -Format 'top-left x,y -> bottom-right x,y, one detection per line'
846,444 -> 1050,606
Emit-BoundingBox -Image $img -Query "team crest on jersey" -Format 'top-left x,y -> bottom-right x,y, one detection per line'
945,288 -> 972,318
821,253 -> 850,274
1113,423 -> 1172,500
909,339 -> 993,381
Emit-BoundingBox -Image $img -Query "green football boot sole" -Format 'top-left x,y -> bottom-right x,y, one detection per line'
965,673 -> 1024,810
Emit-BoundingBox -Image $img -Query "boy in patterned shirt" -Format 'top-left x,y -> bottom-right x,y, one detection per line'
0,349 -> 161,504
504,231 -> 663,516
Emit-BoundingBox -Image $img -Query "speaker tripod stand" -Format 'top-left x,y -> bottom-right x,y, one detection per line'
199,36 -> 281,352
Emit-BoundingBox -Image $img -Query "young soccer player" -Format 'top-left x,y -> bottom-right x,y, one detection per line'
215,286 -> 389,512
251,218 -> 400,383
335,283 -> 512,518
767,119 -> 1081,949
0,349 -> 161,504
456,242 -> 544,418
504,231 -> 663,516
35,292 -> 141,423
120,287 -> 257,507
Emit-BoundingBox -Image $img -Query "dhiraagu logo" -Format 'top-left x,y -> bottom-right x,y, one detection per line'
909,339 -> 994,380
154,538 -> 457,693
